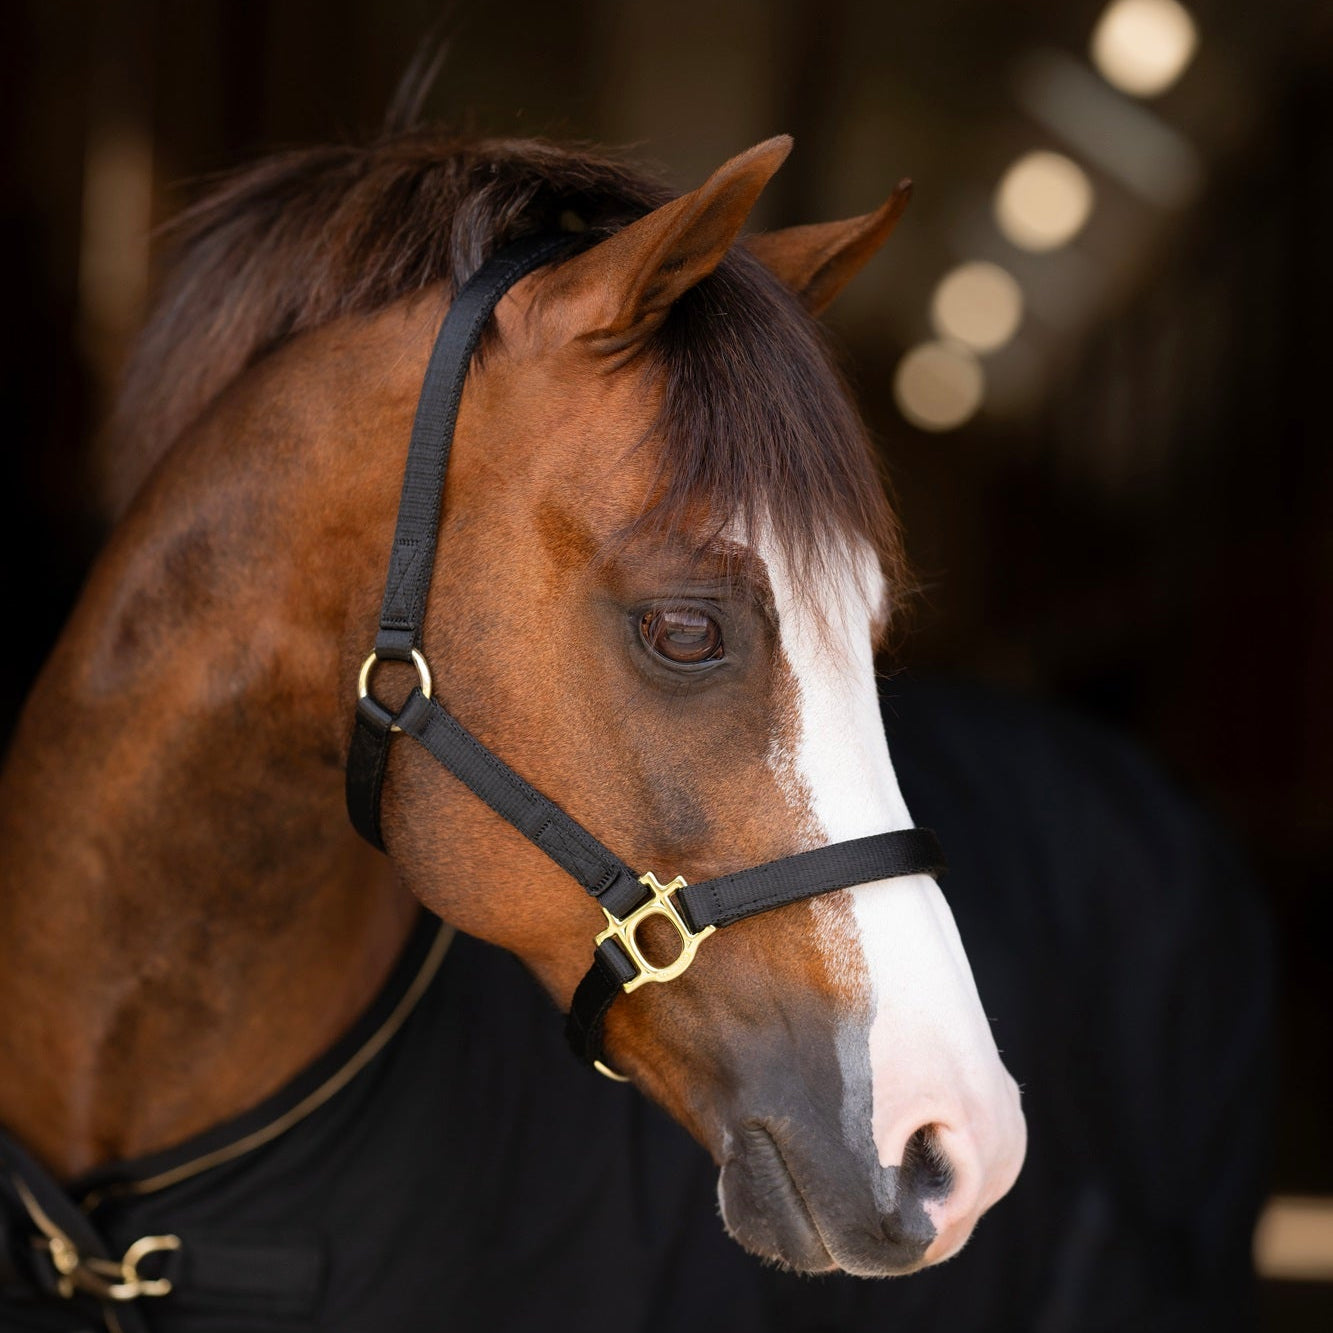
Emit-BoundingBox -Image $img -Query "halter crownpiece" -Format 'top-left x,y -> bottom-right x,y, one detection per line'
344,234 -> 946,1075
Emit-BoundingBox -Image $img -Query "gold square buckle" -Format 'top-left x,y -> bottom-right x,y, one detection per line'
595,871 -> 716,993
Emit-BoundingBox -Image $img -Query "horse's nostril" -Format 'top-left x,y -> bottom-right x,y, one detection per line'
901,1124 -> 954,1200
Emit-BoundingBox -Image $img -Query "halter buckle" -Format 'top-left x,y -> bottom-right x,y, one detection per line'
45,1231 -> 181,1302
18,1178 -> 182,1303
595,871 -> 715,993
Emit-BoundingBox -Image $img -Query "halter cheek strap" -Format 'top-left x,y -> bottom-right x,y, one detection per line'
345,235 -> 946,1074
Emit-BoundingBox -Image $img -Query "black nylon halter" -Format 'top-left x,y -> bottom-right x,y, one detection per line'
344,234 -> 946,1072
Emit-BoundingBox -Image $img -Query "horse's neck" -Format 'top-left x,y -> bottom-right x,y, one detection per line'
0,320 -> 423,1180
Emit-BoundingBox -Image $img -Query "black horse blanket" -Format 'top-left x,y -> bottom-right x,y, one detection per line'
0,677 -> 1272,1333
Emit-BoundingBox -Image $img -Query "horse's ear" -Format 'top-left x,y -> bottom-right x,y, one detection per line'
743,180 -> 913,315
543,136 -> 793,351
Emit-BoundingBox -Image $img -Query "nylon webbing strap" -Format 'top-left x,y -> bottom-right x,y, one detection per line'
565,828 -> 945,1065
676,828 -> 945,931
346,233 -> 577,850
375,232 -> 576,658
394,690 -> 646,918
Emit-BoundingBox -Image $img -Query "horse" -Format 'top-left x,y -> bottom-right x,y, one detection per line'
0,128 -> 1025,1316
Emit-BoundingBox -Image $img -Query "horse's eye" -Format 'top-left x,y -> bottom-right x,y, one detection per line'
641,607 -> 724,666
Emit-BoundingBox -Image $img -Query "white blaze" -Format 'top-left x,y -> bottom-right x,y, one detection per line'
760,536 -> 1025,1249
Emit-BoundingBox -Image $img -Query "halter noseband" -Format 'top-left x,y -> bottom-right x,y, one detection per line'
344,235 -> 945,1078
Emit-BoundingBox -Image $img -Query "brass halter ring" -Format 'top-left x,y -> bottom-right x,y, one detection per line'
357,649 -> 433,732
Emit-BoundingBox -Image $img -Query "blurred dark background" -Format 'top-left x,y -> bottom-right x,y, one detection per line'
2,0 -> 1330,1325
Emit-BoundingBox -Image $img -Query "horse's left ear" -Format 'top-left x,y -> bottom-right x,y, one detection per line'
539,135 -> 793,352
744,180 -> 913,315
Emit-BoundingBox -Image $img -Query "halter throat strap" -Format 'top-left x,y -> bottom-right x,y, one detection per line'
344,235 -> 946,1072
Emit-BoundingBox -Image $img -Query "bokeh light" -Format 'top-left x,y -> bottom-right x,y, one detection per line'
930,261 -> 1024,353
1091,0 -> 1199,98
994,150 -> 1095,252
893,341 -> 985,432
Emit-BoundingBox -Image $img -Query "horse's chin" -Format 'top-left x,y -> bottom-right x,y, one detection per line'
716,1125 -> 935,1278
717,1132 -> 838,1274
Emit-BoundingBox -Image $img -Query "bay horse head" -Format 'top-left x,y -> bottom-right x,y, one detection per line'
107,131 -> 1026,1275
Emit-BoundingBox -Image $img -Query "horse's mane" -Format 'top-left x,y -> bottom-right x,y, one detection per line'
107,130 -> 905,597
